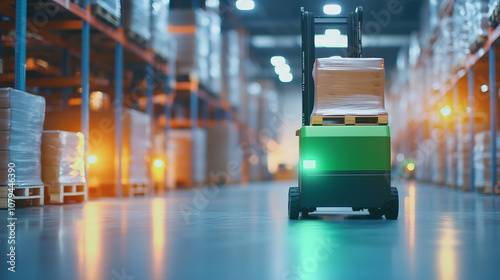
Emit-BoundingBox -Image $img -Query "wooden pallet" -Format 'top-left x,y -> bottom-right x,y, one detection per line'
311,113 -> 388,126
45,182 -> 88,204
91,4 -> 120,28
0,185 -> 44,209
125,183 -> 148,197
126,30 -> 149,48
478,185 -> 500,195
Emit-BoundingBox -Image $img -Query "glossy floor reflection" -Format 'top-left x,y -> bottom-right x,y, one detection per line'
1,180 -> 500,280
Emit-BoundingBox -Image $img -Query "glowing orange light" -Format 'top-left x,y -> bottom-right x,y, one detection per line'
440,105 -> 451,117
154,159 -> 164,168
88,155 -> 97,164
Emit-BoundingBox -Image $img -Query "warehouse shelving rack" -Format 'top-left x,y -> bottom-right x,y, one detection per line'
394,1 -> 500,195
1,0 -> 240,195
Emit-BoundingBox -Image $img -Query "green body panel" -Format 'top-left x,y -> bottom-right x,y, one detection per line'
299,126 -> 391,172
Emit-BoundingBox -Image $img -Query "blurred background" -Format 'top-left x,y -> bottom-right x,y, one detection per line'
1,0 -> 500,279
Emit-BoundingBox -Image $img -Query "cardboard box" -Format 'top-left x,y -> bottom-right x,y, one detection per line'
312,58 -> 386,116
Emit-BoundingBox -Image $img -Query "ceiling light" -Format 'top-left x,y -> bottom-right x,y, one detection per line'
274,64 -> 290,75
236,0 -> 254,11
279,72 -> 293,83
323,4 -> 341,15
270,56 -> 286,66
481,84 -> 488,92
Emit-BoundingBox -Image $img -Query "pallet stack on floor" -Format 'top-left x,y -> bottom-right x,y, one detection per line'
41,131 -> 88,204
0,88 -> 46,208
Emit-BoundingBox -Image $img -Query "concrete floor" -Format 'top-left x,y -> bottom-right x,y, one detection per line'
1,180 -> 499,280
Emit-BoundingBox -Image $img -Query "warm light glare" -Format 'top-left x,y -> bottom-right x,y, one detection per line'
270,56 -> 286,66
279,72 -> 293,83
274,64 -> 291,75
88,155 -> 97,164
303,160 -> 316,169
440,105 -> 451,117
323,4 -> 342,15
154,159 -> 164,168
406,162 -> 415,172
236,0 -> 254,10
481,84 -> 488,92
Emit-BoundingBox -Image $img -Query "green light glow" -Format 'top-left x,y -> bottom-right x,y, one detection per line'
303,160 -> 316,169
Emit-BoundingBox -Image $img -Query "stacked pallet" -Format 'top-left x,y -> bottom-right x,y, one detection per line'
206,124 -> 242,185
151,0 -> 174,61
311,58 -> 387,126
0,88 -> 46,208
170,128 -> 206,187
41,131 -> 87,204
170,9 -> 221,94
445,137 -> 456,187
90,0 -> 121,27
474,131 -> 500,193
122,0 -> 152,47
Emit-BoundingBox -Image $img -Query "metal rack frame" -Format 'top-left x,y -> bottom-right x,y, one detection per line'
3,0 -> 239,194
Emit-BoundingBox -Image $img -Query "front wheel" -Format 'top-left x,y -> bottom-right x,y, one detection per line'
383,187 -> 399,220
288,187 -> 300,220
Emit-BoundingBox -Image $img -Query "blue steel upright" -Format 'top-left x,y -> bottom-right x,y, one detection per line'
489,46 -> 497,195
453,85 -> 459,188
15,0 -> 27,91
467,68 -> 475,192
115,42 -> 123,197
81,0 -> 90,184
146,64 -> 154,194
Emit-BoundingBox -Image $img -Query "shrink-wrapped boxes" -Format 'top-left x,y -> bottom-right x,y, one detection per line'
0,88 -> 45,187
122,0 -> 152,45
41,131 -> 85,184
170,128 -> 206,187
312,58 -> 386,119
206,125 -> 242,184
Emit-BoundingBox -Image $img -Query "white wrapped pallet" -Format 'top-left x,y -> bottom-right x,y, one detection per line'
474,131 -> 500,188
122,0 -> 152,44
222,30 -> 242,108
151,0 -> 171,59
41,131 -> 85,184
206,124 -> 242,184
0,88 -> 45,187
170,128 -> 207,187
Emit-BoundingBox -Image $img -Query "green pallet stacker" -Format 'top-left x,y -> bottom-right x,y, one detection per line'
288,6 -> 399,220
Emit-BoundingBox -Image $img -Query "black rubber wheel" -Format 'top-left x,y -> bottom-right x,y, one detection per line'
368,207 -> 383,218
288,187 -> 300,220
383,187 -> 399,220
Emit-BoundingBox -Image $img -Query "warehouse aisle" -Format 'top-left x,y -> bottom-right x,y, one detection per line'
1,180 -> 500,280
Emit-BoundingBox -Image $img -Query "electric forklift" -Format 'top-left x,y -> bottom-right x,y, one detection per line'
288,7 -> 399,220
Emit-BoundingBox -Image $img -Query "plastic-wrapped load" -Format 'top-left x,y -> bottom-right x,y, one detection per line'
122,0 -> 152,44
170,128 -> 206,187
452,0 -> 470,71
91,0 -> 121,21
151,0 -> 170,59
208,11 -> 222,95
312,58 -> 385,117
489,0 -> 499,25
438,17 -> 453,84
222,30 -> 242,108
474,131 -> 500,188
445,137 -> 456,186
0,88 -> 45,187
206,124 -> 242,184
128,110 -> 151,185
467,0 -> 489,53
170,9 -> 210,85
41,131 -> 85,184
